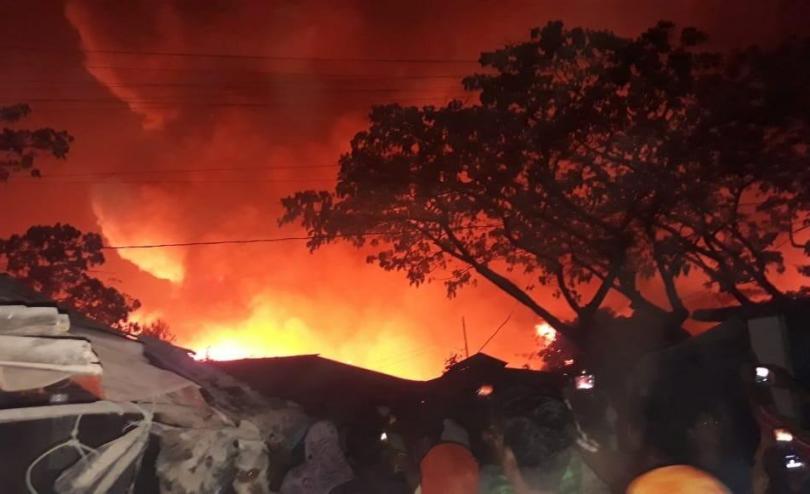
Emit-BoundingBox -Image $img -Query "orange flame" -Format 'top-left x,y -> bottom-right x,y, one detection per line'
535,323 -> 557,344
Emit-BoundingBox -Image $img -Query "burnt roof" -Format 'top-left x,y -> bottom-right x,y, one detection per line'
443,352 -> 508,375
209,355 -> 427,422
209,352 -> 561,426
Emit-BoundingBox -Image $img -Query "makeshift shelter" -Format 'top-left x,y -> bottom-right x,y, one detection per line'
214,352 -> 561,422
211,355 -> 427,425
214,352 -> 563,464
0,275 -> 310,493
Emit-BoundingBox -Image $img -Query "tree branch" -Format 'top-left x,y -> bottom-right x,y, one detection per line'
650,239 -> 688,318
421,220 -> 577,337
554,265 -> 583,314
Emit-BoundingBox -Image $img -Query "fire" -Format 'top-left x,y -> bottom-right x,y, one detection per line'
194,341 -> 256,361
535,323 -> 557,344
182,296 -> 433,379
187,303 -> 319,362
91,188 -> 187,283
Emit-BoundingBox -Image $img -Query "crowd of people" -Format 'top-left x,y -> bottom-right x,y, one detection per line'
271,370 -> 803,494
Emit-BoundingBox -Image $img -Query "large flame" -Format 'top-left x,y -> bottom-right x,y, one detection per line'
91,186 -> 187,283
185,295 -> 434,379
0,0 -> 803,385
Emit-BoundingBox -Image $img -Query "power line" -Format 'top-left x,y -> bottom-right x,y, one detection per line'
0,84 -> 461,94
42,163 -> 339,178
4,61 -> 474,79
4,177 -> 336,185
1,45 -> 479,65
103,232 -> 381,250
102,235 -> 325,250
478,311 -> 514,353
81,67 -> 469,79
5,95 -> 466,109
7,95 -> 458,104
101,224 -> 498,250
0,76 -> 459,92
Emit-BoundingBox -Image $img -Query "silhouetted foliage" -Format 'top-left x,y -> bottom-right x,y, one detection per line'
537,333 -> 578,371
0,224 -> 175,341
128,318 -> 176,343
1,104 -> 73,181
443,352 -> 461,373
282,21 -> 810,345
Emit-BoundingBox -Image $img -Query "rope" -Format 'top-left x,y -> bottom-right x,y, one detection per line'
25,414 -> 97,494
24,400 -> 154,494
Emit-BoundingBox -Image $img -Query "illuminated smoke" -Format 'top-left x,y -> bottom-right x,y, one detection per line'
0,0 -> 802,379
91,185 -> 187,283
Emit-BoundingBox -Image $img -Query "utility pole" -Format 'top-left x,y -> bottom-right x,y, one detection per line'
462,317 -> 470,358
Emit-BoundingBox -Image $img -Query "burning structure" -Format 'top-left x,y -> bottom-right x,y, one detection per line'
0,274 -> 564,493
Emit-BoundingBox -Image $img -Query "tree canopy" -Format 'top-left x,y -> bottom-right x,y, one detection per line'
282,21 -> 810,345
1,104 -> 72,181
1,107 -> 172,340
0,223 -> 174,340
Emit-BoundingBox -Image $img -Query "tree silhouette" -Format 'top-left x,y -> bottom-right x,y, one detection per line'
443,352 -> 461,373
282,22 -> 809,346
128,318 -> 176,343
0,224 -> 174,340
1,104 -> 72,181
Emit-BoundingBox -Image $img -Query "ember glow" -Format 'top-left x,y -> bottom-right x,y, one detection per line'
476,384 -> 495,397
774,429 -> 794,443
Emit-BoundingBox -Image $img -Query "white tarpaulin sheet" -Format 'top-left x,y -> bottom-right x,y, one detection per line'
0,305 -> 70,336
71,327 -> 198,402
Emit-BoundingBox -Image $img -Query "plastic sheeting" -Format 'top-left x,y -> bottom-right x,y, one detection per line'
71,327 -> 198,403
0,305 -> 197,400
54,419 -> 151,494
0,305 -> 70,336
0,305 -> 102,392
0,289 -> 302,493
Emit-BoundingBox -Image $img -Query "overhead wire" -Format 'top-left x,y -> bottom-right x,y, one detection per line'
2,61 -> 475,78
1,56 -> 477,115
3,177 -> 336,185
4,163 -> 341,183
40,163 -> 340,178
4,95 -> 465,105
0,77 -> 468,88
0,45 -> 480,64
477,311 -> 515,353
2,94 -> 470,113
99,224 -> 499,250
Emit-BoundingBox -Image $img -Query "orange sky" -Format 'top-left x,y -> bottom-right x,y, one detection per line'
1,1 -> 809,379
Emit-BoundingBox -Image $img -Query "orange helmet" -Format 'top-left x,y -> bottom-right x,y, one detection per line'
627,465 -> 730,494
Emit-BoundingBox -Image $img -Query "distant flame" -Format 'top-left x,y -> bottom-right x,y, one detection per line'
194,341 -> 256,361
183,296 -> 432,378
535,323 -> 557,344
775,428 -> 794,442
476,384 -> 494,397
91,187 -> 187,283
